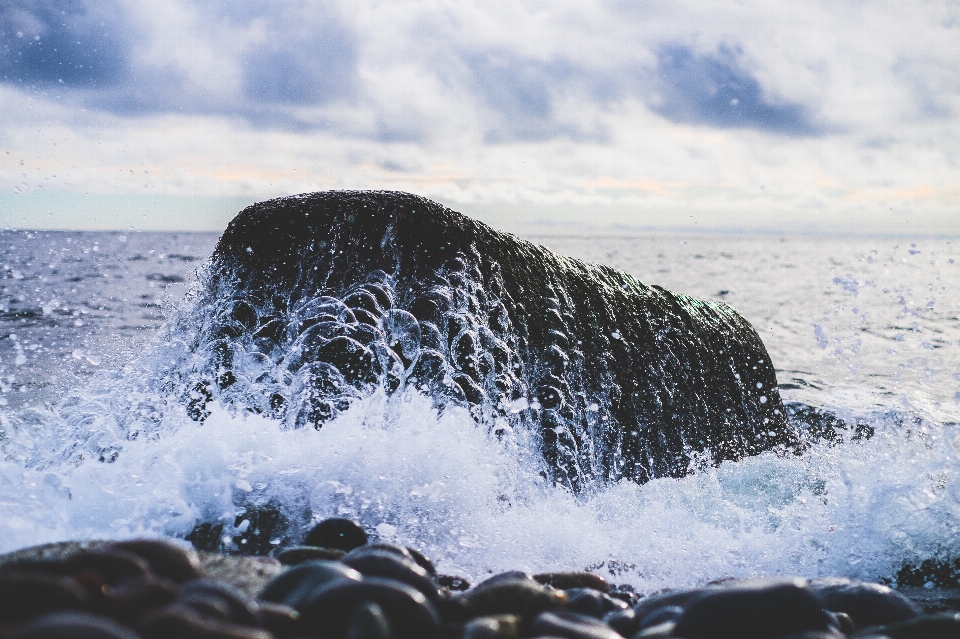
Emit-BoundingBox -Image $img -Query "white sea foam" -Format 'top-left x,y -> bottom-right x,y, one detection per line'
2,381 -> 959,594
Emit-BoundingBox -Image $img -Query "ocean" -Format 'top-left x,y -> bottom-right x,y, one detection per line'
1,227 -> 958,594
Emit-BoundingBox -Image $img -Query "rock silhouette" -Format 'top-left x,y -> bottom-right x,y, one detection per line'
189,190 -> 792,489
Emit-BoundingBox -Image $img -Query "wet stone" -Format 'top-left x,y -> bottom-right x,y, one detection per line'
563,588 -> 626,619
299,576 -> 440,639
303,518 -> 369,551
809,577 -> 922,629
534,572 -> 610,593
346,601 -> 392,639
672,579 -> 835,639
637,605 -> 684,631
340,548 -> 438,601
253,601 -> 299,639
851,611 -> 960,638
177,578 -> 259,625
531,610 -> 624,639
102,575 -> 178,624
137,602 -> 272,639
0,571 -> 90,625
7,611 -> 142,639
462,614 -> 521,639
258,559 -> 362,611
107,539 -> 202,584
273,545 -> 346,565
461,577 -> 566,619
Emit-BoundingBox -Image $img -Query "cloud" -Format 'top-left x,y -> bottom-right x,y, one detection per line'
646,44 -> 819,135
241,13 -> 357,106
0,0 -> 132,88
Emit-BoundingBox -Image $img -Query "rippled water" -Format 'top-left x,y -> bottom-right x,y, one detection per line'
1,228 -> 958,591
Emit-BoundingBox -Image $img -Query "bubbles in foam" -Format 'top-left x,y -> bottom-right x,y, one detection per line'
2,374 -> 960,593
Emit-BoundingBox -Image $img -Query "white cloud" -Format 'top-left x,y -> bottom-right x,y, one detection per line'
0,0 -> 957,232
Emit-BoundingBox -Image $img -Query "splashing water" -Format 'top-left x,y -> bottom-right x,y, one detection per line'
1,230 -> 959,593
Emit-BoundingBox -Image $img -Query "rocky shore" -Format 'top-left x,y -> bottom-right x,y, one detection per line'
1,518 -> 957,639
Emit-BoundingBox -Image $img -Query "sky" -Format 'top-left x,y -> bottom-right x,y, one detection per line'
0,0 -> 958,234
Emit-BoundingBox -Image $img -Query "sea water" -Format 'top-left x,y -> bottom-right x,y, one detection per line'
1,228 -> 958,593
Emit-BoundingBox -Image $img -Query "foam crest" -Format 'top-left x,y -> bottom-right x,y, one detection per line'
2,381 -> 959,594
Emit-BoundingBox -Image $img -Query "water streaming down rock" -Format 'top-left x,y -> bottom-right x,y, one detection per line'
180,190 -> 791,489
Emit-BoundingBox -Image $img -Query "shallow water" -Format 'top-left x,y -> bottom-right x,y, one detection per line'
1,228 -> 958,592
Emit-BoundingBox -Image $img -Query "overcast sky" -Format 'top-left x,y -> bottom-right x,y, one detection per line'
1,0 -> 958,234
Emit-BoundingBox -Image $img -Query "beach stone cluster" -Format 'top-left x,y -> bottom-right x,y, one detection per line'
2,518 -> 958,638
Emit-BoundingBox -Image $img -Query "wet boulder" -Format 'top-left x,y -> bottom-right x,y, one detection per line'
193,190 -> 792,488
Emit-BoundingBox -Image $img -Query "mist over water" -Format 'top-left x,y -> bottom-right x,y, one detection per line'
1,229 -> 958,592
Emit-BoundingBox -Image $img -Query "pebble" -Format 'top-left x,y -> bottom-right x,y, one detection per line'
0,519 -> 958,639
302,518 -> 368,551
810,577 -> 922,629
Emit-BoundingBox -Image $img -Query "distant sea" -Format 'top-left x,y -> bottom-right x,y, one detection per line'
1,228 -> 958,592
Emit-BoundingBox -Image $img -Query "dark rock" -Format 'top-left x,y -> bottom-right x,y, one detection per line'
102,575 -> 178,624
405,548 -> 436,577
637,605 -> 685,630
254,601 -> 300,639
461,614 -> 522,639
437,575 -> 471,592
107,539 -> 202,583
0,571 -> 90,625
137,602 -> 272,639
177,579 -> 259,625
346,601 -> 392,639
531,610 -> 623,639
850,612 -> 960,638
672,579 -> 835,639
533,572 -> 609,593
562,588 -> 626,618
809,577 -> 922,629
299,576 -> 440,639
602,608 -> 637,637
340,549 -> 439,601
631,588 -> 704,623
461,577 -> 566,619
7,611 -> 142,639
257,560 -> 362,610
303,518 -> 368,551
196,191 -> 791,488
274,545 -> 346,565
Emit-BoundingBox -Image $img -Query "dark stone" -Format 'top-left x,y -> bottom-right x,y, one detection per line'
602,608 -> 637,637
177,579 -> 259,625
254,601 -> 300,639
0,571 -> 90,625
340,549 -> 438,601
257,560 -> 362,610
531,611 -> 623,639
852,612 -> 960,639
346,601 -> 392,639
563,588 -> 626,618
303,518 -> 368,551
461,614 -> 521,639
194,191 -> 791,487
137,603 -> 272,639
273,546 -> 345,565
102,575 -> 178,624
437,575 -> 471,592
672,580 -> 835,639
637,605 -> 684,630
405,548 -> 436,577
809,577 -> 921,629
107,539 -> 202,583
461,577 -> 565,618
7,611 -> 142,639
533,572 -> 609,593
299,576 -> 440,639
